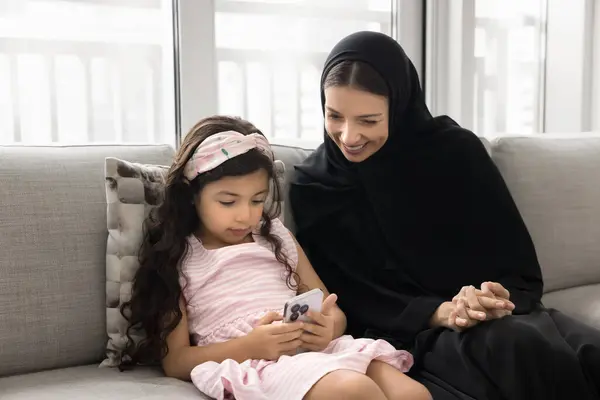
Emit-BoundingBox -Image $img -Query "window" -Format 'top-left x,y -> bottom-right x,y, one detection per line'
594,3 -> 600,132
213,0 -> 396,148
4,1 -> 595,146
425,0 -> 547,136
0,0 -> 176,145
544,0 -> 596,133
473,0 -> 546,134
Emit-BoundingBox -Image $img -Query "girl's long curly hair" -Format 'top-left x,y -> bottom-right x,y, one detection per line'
120,115 -> 299,368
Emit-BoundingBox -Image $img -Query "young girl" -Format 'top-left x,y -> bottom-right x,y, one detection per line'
121,116 -> 430,400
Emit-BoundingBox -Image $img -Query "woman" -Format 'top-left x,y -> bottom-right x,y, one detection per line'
289,31 -> 600,400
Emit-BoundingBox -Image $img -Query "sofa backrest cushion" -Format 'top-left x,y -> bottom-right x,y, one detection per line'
271,144 -> 314,234
491,135 -> 600,293
0,145 -> 174,377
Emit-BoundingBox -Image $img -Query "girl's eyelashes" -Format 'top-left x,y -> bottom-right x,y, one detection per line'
219,199 -> 266,206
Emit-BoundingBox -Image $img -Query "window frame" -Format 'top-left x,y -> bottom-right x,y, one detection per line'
174,0 -> 425,148
544,0 -> 595,133
425,0 -> 598,136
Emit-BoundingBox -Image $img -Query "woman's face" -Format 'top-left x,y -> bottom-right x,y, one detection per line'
324,85 -> 389,162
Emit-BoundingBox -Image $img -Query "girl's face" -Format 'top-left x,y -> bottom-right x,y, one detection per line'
324,85 -> 389,162
195,169 -> 270,248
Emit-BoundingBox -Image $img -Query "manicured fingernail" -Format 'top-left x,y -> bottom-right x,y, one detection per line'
478,312 -> 486,319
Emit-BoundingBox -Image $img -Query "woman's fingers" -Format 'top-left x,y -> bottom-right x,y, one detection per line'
454,284 -> 514,312
483,281 -> 511,300
452,302 -> 475,331
466,286 -> 486,312
478,295 -> 514,310
448,310 -> 462,332
448,310 -> 457,328
454,286 -> 486,303
452,284 -> 512,325
455,299 -> 470,326
453,286 -> 467,304
466,307 -> 487,321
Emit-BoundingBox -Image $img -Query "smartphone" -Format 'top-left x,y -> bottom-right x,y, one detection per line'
283,288 -> 323,324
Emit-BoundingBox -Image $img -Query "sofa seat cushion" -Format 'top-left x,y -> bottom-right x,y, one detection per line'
0,365 -> 209,400
542,284 -> 600,331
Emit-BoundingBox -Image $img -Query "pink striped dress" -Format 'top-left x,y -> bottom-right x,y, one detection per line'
181,218 -> 414,400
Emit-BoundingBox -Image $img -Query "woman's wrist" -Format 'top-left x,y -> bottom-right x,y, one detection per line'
429,301 -> 454,328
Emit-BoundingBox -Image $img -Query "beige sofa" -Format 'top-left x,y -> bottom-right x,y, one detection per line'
1,135 -> 599,399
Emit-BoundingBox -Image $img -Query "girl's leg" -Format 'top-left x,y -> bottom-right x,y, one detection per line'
304,370 -> 387,400
366,360 -> 432,400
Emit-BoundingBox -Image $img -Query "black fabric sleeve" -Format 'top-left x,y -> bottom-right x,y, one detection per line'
393,296 -> 447,340
296,229 -> 446,344
447,131 -> 544,314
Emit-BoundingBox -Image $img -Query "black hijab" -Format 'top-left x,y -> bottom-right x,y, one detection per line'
294,31 -> 463,228
290,31 -> 543,347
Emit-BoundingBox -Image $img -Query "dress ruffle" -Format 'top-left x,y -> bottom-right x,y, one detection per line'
191,335 -> 413,400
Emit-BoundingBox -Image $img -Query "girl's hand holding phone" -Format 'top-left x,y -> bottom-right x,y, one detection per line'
299,294 -> 338,352
246,311 -> 304,360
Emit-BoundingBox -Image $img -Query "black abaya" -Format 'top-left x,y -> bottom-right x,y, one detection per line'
289,31 -> 600,399
412,309 -> 600,399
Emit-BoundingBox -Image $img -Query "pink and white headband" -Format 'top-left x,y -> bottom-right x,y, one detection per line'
183,130 -> 274,181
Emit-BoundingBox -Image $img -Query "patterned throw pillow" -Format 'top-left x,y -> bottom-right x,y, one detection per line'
101,157 -> 286,367
102,158 -> 169,367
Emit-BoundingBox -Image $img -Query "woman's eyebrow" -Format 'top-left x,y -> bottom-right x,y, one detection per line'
325,106 -> 382,118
